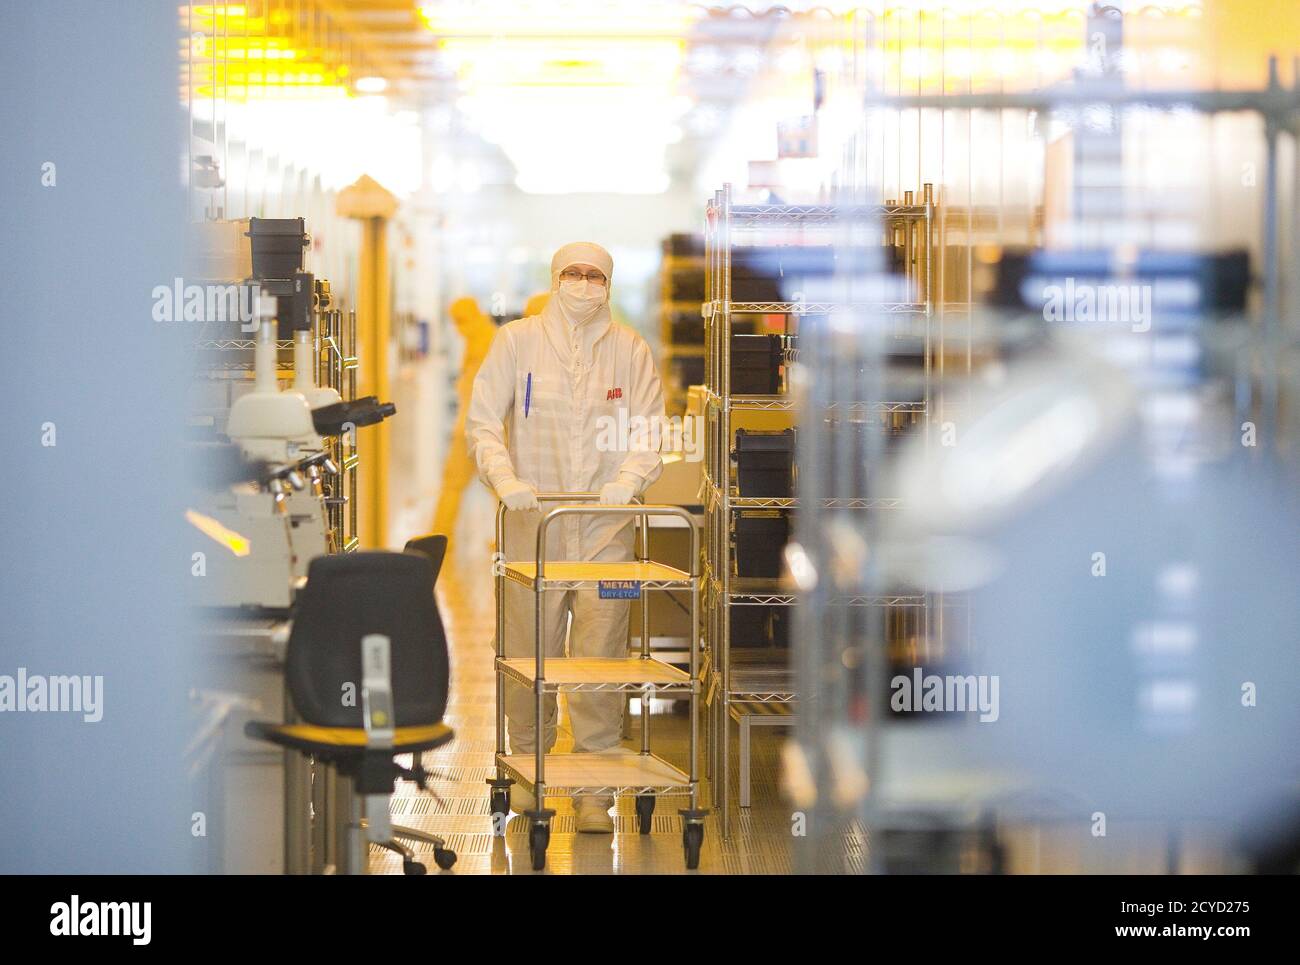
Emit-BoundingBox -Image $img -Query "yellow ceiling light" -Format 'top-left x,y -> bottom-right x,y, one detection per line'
440,36 -> 684,89
188,35 -> 298,61
189,4 -> 268,34
193,3 -> 248,15
190,57 -> 350,93
419,2 -> 701,193
418,1 -> 699,39
183,2 -> 371,104
422,3 -> 692,93
186,39 -> 351,102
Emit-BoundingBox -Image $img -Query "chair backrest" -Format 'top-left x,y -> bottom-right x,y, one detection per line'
403,534 -> 448,586
286,552 -> 449,728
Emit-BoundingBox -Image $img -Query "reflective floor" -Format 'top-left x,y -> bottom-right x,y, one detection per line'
371,499 -> 798,874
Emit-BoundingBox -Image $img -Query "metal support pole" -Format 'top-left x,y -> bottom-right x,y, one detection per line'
690,574 -> 700,810
336,176 -> 399,548
739,716 -> 751,808
639,515 -> 651,756
534,573 -> 546,799
283,683 -> 311,875
1292,57 -> 1300,339
346,787 -> 365,875
495,503 -> 507,761
719,182 -> 733,840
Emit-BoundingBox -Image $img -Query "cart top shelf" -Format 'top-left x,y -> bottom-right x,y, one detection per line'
502,559 -> 693,589
498,656 -> 691,688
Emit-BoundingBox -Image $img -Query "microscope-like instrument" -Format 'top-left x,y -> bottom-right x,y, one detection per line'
190,218 -> 395,611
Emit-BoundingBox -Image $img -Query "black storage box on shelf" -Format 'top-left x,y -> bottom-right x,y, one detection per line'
669,267 -> 706,302
247,217 -> 309,280
669,311 -> 705,343
729,605 -> 772,649
885,336 -> 928,369
771,607 -> 791,648
734,511 -> 789,578
734,428 -> 795,497
664,233 -> 706,258
827,341 -> 927,384
672,355 -> 704,389
730,333 -> 784,394
990,247 -> 1251,316
728,268 -> 783,302
733,245 -> 835,278
275,270 -> 317,338
730,245 -> 854,302
730,606 -> 790,649
730,244 -> 911,305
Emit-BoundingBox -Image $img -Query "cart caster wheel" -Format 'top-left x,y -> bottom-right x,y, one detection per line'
402,859 -> 428,876
682,823 -> 704,870
433,847 -> 457,870
528,822 -> 550,871
635,793 -> 656,834
490,789 -> 510,829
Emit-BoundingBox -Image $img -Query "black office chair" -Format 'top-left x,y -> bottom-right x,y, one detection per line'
404,534 -> 448,585
246,551 -> 456,874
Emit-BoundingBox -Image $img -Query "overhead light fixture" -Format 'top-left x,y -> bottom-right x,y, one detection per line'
418,1 -> 697,38
354,75 -> 388,94
418,2 -> 700,193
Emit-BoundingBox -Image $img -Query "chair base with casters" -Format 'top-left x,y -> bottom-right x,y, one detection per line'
246,719 -> 458,874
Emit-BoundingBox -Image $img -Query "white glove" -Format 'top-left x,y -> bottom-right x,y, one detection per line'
496,478 -> 539,512
599,473 -> 639,506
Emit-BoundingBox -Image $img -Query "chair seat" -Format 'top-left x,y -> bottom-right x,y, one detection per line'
245,720 -> 455,757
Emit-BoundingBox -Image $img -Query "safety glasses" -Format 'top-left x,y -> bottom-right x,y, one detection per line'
558,268 -> 607,286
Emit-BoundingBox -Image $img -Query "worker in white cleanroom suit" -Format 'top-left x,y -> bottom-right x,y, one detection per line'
467,242 -> 665,832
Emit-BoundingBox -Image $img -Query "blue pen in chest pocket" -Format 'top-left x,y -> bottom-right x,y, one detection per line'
524,371 -> 532,418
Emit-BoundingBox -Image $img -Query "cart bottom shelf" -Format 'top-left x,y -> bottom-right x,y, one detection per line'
497,749 -> 692,795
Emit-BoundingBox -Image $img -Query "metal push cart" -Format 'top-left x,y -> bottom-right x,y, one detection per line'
487,493 -> 708,871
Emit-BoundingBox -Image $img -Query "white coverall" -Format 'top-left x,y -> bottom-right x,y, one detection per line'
467,244 -> 665,755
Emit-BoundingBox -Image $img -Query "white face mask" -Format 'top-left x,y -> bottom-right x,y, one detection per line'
556,278 -> 606,324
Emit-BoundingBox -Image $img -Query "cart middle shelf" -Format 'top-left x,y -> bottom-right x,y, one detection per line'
498,656 -> 693,692
501,559 -> 693,589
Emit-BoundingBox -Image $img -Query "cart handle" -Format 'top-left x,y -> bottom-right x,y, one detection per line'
535,503 -> 700,581
494,491 -> 600,556
494,491 -> 700,580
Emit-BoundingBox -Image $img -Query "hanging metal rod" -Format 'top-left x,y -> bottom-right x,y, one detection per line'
866,86 -> 1299,119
